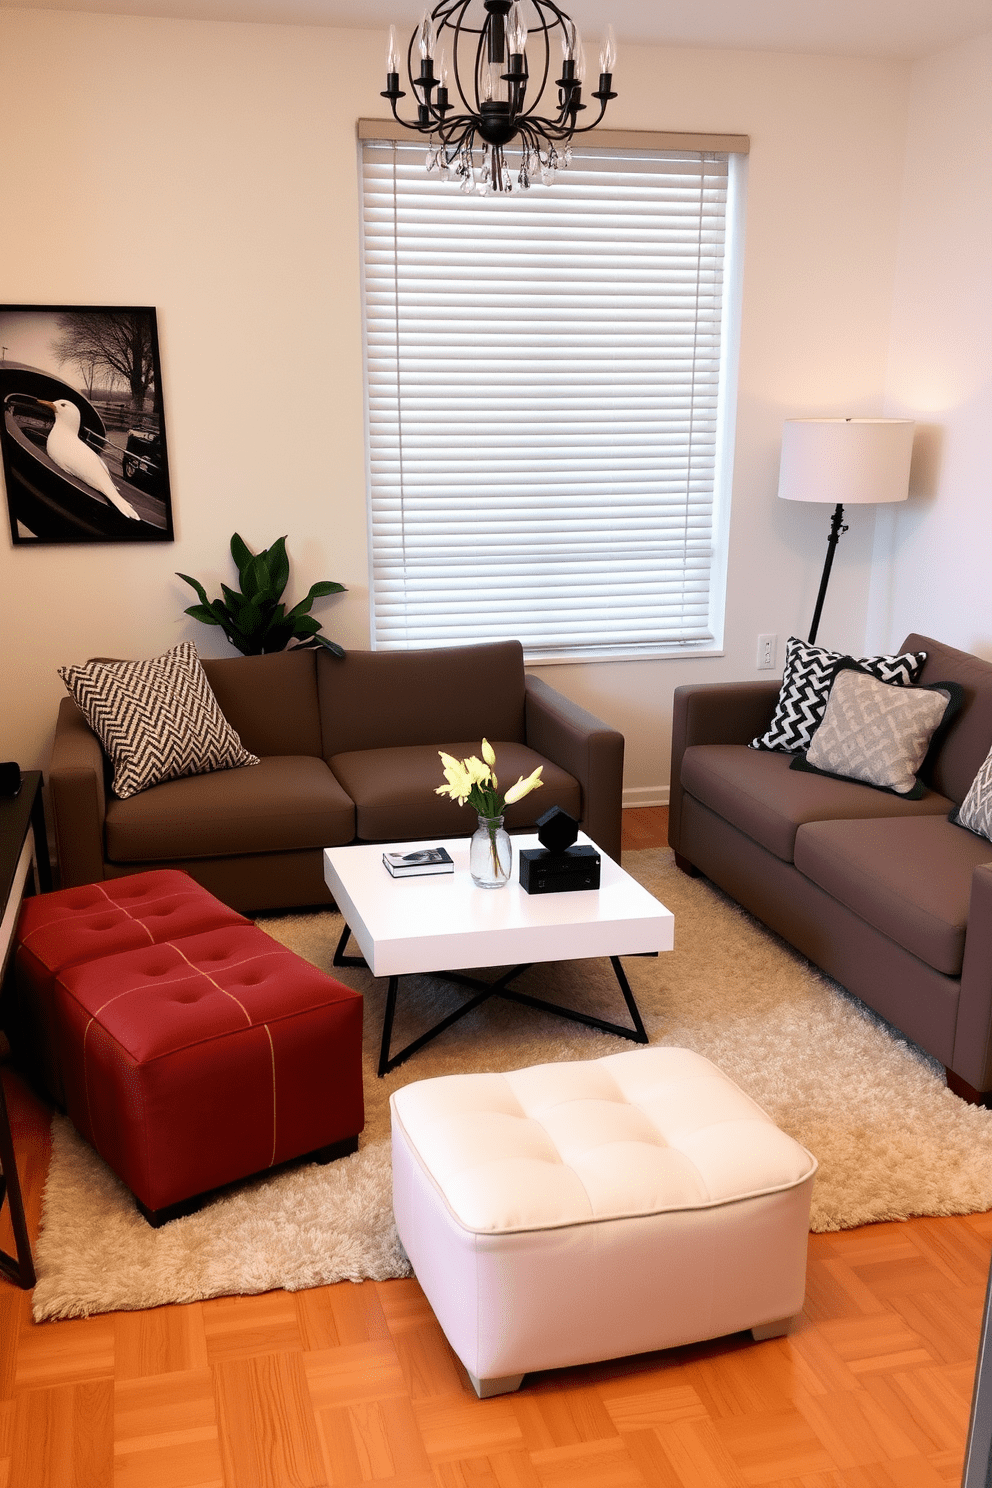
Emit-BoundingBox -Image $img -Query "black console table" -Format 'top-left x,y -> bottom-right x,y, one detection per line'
0,770 -> 49,1289
1,770 -> 52,908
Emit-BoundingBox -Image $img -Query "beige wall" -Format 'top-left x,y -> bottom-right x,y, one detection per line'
0,9 -> 912,800
869,31 -> 992,660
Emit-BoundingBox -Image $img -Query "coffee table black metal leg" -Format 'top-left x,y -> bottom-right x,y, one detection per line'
609,956 -> 649,1043
377,978 -> 502,1077
333,923 -> 368,970
473,956 -> 650,1046
378,976 -> 400,1078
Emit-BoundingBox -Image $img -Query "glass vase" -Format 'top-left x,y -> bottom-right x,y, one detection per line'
470,813 -> 512,889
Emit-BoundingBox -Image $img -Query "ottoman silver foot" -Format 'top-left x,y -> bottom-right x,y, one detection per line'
468,1370 -> 525,1398
751,1316 -> 795,1341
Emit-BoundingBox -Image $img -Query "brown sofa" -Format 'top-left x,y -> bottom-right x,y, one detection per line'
669,633 -> 992,1103
50,639 -> 624,913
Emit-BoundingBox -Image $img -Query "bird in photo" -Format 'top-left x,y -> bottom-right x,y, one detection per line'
38,398 -> 140,521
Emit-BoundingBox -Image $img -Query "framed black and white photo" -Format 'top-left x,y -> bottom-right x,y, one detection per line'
0,305 -> 174,545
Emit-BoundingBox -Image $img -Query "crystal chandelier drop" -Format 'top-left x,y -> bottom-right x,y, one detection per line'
381,0 -> 617,193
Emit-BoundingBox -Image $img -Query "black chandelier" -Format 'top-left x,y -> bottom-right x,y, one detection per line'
381,0 -> 617,193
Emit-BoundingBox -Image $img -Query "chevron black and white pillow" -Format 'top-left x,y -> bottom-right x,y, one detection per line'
750,636 -> 927,754
59,641 -> 259,799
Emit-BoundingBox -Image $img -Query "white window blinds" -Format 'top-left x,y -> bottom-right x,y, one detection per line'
360,132 -> 745,660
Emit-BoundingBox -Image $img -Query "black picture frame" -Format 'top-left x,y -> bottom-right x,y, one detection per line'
0,304 -> 174,545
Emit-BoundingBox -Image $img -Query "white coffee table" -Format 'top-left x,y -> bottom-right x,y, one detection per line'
323,833 -> 674,1076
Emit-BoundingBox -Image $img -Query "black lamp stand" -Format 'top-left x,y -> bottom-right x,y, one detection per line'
807,502 -> 849,646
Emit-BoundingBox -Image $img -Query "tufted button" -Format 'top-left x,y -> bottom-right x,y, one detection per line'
88,916 -> 122,933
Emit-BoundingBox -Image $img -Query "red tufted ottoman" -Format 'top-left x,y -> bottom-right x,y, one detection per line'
15,870 -> 364,1225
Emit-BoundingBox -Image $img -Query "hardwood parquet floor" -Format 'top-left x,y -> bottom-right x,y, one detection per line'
1,809 -> 988,1487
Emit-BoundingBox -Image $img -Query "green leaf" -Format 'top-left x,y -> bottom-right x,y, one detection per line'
240,555 -> 274,602
263,537 -> 290,600
220,583 -> 247,612
182,603 -> 221,626
286,581 -> 346,620
176,572 -> 209,605
307,634 -> 346,657
230,532 -> 253,579
291,615 -> 321,637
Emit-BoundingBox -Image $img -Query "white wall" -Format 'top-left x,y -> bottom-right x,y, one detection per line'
869,32 -> 992,659
0,9 -> 911,798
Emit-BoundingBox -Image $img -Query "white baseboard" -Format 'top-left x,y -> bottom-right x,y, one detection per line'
622,786 -> 669,808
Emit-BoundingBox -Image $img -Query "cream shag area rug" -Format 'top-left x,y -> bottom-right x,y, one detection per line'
32,848 -> 992,1321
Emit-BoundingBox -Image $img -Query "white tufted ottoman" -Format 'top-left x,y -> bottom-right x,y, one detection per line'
390,1046 -> 817,1397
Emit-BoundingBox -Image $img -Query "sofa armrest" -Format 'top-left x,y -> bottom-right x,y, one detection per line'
951,862 -> 992,1093
669,680 -> 781,857
49,697 -> 108,888
524,676 -> 624,862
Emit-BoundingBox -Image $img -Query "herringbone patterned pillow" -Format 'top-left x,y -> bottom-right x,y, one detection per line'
790,666 -> 959,798
751,636 -> 927,754
952,747 -> 992,842
59,641 -> 259,799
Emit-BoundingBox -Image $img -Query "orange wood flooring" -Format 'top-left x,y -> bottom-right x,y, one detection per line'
1,807 -> 989,1487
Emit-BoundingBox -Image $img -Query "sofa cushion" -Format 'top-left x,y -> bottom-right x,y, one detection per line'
791,667 -> 961,798
58,641 -> 259,800
903,634 -> 992,803
317,642 -> 527,756
201,650 -> 323,758
794,816 -> 992,976
330,741 -> 581,843
105,756 -> 355,863
680,745 -> 952,863
750,636 -> 927,755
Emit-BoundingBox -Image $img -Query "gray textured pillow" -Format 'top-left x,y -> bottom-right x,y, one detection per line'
952,747 -> 992,843
791,666 -> 959,798
58,640 -> 259,799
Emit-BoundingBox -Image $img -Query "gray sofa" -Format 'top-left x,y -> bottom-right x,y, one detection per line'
669,633 -> 992,1103
50,639 -> 624,913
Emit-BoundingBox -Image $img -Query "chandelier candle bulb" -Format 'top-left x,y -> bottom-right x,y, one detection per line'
506,1 -> 528,59
436,48 -> 450,110
418,10 -> 437,58
386,25 -> 401,75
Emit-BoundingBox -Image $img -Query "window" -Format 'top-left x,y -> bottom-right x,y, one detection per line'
360,127 -> 747,661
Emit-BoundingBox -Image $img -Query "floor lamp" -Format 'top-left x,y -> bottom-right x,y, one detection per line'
778,418 -> 915,646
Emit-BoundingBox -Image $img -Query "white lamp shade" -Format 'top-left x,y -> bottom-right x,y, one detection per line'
778,418 -> 915,505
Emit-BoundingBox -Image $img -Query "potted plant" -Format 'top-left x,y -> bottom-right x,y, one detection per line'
178,533 -> 346,656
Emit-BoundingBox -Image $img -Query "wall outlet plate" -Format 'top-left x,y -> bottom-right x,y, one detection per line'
757,633 -> 778,670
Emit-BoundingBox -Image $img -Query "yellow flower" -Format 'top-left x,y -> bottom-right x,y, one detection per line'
435,752 -> 473,803
503,766 -> 544,804
481,738 -> 497,768
464,755 -> 494,788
